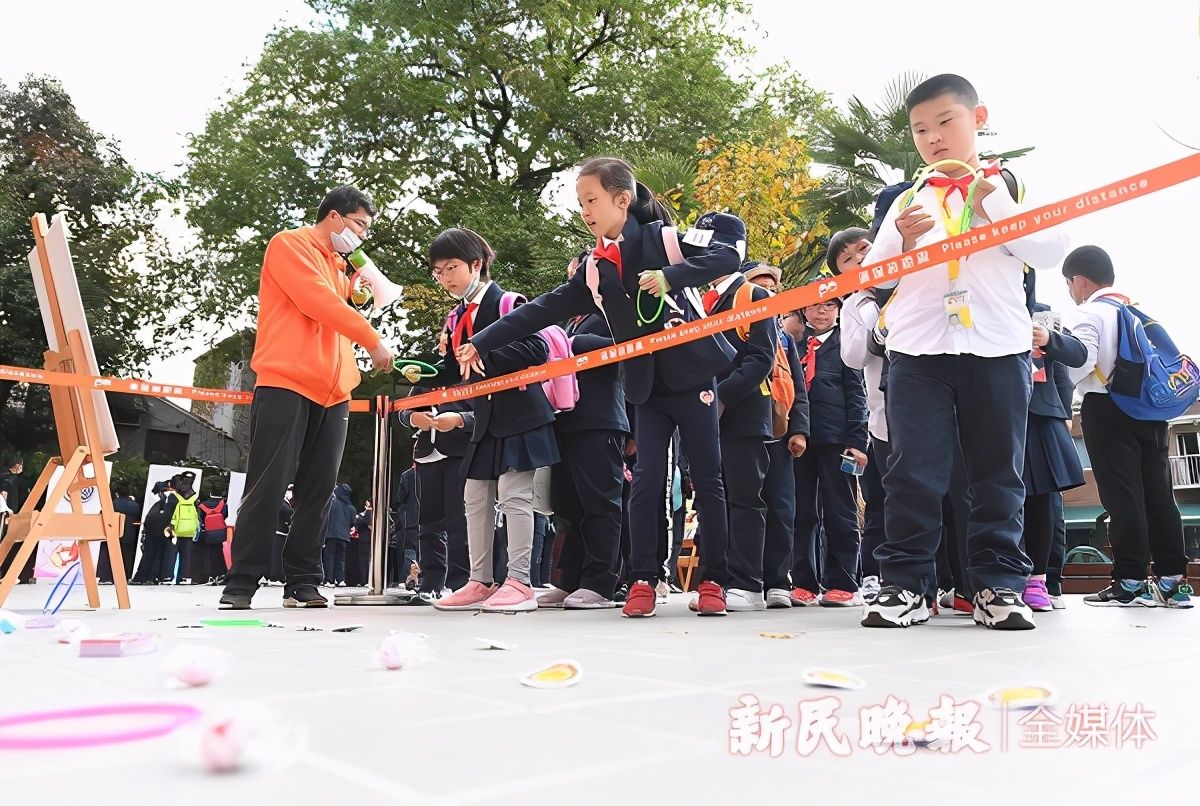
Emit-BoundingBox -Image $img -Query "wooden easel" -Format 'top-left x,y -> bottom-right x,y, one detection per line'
0,214 -> 129,609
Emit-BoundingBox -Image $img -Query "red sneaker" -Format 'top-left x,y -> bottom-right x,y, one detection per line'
622,581 -> 657,618
819,589 -> 859,607
790,588 -> 818,607
952,594 -> 973,615
694,581 -> 727,616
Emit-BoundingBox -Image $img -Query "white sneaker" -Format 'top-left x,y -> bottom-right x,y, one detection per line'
860,575 -> 881,601
726,588 -> 767,612
972,587 -> 1036,630
654,580 -> 670,604
765,588 -> 793,609
1049,594 -> 1066,610
938,589 -> 955,610
861,586 -> 930,628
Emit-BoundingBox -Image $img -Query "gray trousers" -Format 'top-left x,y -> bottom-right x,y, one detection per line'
465,471 -> 535,585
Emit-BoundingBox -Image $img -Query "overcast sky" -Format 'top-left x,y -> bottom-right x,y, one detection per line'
2,0 -> 1197,394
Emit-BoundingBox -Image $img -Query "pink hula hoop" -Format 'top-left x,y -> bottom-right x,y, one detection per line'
0,703 -> 202,750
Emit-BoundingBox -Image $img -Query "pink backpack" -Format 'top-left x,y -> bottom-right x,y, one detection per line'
444,292 -> 579,412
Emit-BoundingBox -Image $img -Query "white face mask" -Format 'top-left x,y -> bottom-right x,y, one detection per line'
448,272 -> 482,302
329,218 -> 363,254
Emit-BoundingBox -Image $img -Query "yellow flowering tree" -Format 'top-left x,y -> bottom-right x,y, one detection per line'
636,132 -> 830,286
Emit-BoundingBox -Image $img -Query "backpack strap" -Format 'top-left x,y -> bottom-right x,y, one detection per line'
733,281 -> 754,342
498,291 -> 526,317
1092,294 -> 1143,386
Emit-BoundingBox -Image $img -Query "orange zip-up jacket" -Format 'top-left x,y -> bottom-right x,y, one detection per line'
251,226 -> 381,407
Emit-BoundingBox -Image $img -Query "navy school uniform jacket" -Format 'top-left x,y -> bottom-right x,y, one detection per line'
707,276 -> 778,440
469,214 -> 743,405
1029,305 -> 1087,420
396,467 -> 419,532
324,485 -> 356,543
429,282 -> 556,442
803,326 -> 869,451
113,496 -> 142,543
559,311 -> 630,435
398,398 -> 475,460
780,331 -> 811,439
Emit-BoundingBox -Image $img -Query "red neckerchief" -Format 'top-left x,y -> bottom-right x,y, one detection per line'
925,173 -> 974,202
451,302 -> 478,354
592,239 -> 623,284
802,336 -> 821,390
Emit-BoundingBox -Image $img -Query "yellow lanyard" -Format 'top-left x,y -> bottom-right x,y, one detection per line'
934,183 -> 978,283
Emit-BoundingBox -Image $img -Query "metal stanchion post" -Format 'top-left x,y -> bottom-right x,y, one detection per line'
335,394 -> 410,606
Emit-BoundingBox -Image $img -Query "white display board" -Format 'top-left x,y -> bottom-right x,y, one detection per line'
28,213 -> 120,454
33,461 -> 111,583
226,471 -> 246,526
129,464 -> 204,574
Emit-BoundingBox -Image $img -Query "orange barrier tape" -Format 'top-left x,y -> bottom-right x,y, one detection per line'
0,366 -> 372,413
3,154 -> 1197,414
393,153 -> 1200,411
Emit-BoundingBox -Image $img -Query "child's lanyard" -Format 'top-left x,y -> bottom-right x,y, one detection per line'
935,183 -> 978,285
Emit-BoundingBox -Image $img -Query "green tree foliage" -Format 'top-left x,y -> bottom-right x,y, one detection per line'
183,0 -> 823,358
0,76 -> 185,456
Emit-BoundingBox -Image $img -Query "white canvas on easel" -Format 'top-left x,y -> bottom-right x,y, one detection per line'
0,212 -> 129,609
28,213 -> 119,454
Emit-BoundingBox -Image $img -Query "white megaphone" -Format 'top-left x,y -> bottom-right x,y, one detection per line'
347,248 -> 403,310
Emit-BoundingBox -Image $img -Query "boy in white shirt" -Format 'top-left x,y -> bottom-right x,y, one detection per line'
832,228 -> 888,601
859,74 -> 1067,630
1063,245 -> 1192,608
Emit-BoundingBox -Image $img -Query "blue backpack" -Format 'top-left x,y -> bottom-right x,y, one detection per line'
1096,296 -> 1199,421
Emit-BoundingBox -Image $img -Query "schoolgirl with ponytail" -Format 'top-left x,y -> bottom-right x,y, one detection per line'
457,157 -> 748,618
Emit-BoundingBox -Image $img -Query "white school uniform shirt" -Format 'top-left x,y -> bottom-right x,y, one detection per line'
865,173 -> 1067,357
713,274 -> 739,296
1063,285 -> 1123,396
840,290 -> 888,442
463,279 -> 493,324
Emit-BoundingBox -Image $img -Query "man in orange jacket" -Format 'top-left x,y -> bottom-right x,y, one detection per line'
220,186 -> 394,610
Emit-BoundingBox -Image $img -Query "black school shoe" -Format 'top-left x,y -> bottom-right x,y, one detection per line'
283,583 -> 329,608
218,581 -> 258,610
218,575 -> 260,606
972,587 -> 1036,630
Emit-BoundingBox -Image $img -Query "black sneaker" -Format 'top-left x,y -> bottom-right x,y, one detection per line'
861,585 -> 929,628
612,583 -> 629,603
219,588 -> 257,610
406,590 -> 439,606
283,584 -> 329,608
1084,581 -> 1156,608
973,587 -> 1036,630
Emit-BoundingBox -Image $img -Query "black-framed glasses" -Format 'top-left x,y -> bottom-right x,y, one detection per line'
342,214 -> 372,238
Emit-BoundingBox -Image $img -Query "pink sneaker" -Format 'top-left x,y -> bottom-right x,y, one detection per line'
481,578 -> 538,613
433,580 -> 498,611
536,587 -> 570,608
